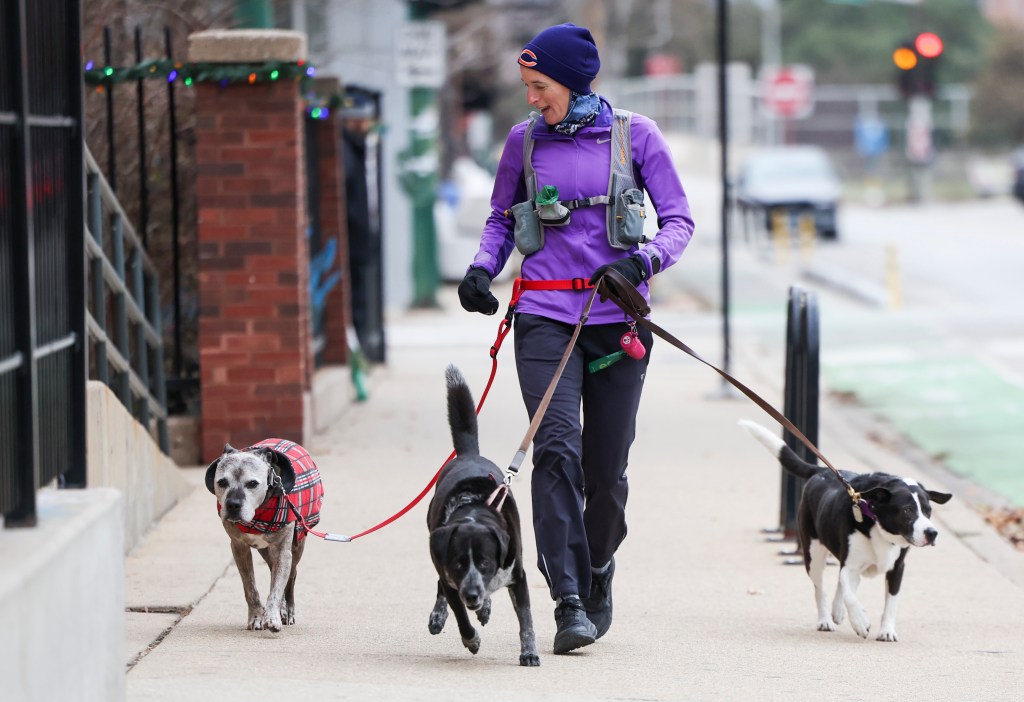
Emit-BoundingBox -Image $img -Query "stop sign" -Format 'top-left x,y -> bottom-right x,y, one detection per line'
761,65 -> 814,119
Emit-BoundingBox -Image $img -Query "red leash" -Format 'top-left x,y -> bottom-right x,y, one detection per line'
296,279 -> 539,543
291,277 -> 596,543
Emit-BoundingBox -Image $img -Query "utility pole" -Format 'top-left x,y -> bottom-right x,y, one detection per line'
234,0 -> 273,28
397,3 -> 445,308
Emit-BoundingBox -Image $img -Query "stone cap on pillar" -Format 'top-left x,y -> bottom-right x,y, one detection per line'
187,29 -> 308,64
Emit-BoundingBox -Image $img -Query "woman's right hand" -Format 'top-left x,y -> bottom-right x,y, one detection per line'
458,267 -> 499,315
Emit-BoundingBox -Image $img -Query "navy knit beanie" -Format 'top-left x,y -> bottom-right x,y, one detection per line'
518,23 -> 600,95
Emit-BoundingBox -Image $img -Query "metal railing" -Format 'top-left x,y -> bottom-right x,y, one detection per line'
85,148 -> 170,454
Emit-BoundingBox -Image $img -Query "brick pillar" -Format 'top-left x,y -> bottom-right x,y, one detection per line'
190,30 -> 311,462
312,78 -> 351,365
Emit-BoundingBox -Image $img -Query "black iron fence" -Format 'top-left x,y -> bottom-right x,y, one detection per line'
84,23 -> 197,415
85,148 -> 170,454
1,0 -> 87,526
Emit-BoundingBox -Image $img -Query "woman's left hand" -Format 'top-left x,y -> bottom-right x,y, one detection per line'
588,255 -> 647,292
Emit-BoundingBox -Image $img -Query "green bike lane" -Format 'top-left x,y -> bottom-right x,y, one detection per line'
825,352 -> 1024,507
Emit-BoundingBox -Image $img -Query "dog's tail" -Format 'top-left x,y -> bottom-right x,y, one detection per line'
738,420 -> 822,480
446,365 -> 479,457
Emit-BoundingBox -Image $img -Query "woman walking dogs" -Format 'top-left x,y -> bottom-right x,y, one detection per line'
458,23 -> 695,654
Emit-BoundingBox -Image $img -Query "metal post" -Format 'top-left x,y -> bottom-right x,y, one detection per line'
148,273 -> 170,452
132,248 -> 150,431
88,174 -> 109,384
407,85 -> 440,308
103,25 -> 116,193
780,285 -> 819,538
164,26 -> 183,381
64,0 -> 88,488
234,0 -> 273,29
717,0 -> 732,378
135,26 -> 149,248
401,5 -> 441,309
6,0 -> 40,527
111,213 -> 131,405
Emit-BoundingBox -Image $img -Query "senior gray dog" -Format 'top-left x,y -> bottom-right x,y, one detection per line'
206,439 -> 324,632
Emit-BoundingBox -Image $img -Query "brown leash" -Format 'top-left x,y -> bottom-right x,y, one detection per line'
595,268 -> 872,522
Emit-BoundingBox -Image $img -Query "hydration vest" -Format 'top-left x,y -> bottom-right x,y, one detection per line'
512,108 -> 648,255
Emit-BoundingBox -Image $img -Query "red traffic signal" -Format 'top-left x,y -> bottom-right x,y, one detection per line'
915,32 -> 944,59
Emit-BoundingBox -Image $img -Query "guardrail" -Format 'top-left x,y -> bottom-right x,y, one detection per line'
85,148 -> 170,454
780,284 -> 820,539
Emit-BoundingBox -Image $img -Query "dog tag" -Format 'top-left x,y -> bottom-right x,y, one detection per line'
852,502 -> 864,523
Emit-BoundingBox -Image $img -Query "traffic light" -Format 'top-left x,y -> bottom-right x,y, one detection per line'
893,32 -> 943,99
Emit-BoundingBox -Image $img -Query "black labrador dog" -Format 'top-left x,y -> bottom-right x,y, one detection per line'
426,365 -> 540,666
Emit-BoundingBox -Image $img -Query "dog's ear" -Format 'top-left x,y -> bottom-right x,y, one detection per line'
253,448 -> 296,494
205,457 -> 221,495
490,523 -> 513,570
223,443 -> 238,454
860,486 -> 891,504
429,525 -> 458,569
926,489 -> 953,505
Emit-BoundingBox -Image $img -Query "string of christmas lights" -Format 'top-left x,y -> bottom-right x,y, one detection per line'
83,58 -> 345,120
83,58 -> 316,88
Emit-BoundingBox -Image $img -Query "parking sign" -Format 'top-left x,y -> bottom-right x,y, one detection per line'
396,21 -> 446,89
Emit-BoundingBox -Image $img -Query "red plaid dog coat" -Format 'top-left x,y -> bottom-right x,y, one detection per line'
228,438 -> 324,542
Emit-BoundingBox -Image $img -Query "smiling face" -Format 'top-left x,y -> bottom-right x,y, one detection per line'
520,65 -> 571,125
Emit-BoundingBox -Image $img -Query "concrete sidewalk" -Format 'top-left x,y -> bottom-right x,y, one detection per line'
125,281 -> 1024,701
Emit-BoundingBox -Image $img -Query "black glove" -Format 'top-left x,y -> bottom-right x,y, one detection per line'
458,267 -> 499,315
588,254 -> 647,294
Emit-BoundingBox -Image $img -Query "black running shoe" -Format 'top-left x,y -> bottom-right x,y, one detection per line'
582,557 -> 614,638
553,595 -> 597,654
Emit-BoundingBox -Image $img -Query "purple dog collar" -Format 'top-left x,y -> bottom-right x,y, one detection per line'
857,498 -> 876,521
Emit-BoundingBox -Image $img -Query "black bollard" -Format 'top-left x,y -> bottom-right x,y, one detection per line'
780,285 -> 820,540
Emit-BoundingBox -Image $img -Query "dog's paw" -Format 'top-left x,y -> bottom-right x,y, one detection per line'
816,618 -> 836,632
831,602 -> 846,626
428,607 -> 448,635
264,612 -> 283,632
247,607 -> 266,631
520,651 -> 541,667
876,628 -> 898,642
848,609 -> 871,639
462,631 -> 481,655
281,604 -> 295,626
476,597 -> 492,626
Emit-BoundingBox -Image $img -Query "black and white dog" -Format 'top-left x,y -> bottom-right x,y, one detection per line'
426,365 -> 540,666
740,420 -> 952,642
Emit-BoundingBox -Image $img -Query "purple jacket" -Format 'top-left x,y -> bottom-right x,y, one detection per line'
470,99 -> 695,325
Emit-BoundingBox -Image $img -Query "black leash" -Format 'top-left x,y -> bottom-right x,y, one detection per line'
597,269 -> 872,522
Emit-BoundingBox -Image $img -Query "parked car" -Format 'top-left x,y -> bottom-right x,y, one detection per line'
1013,148 -> 1024,205
735,146 -> 843,240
